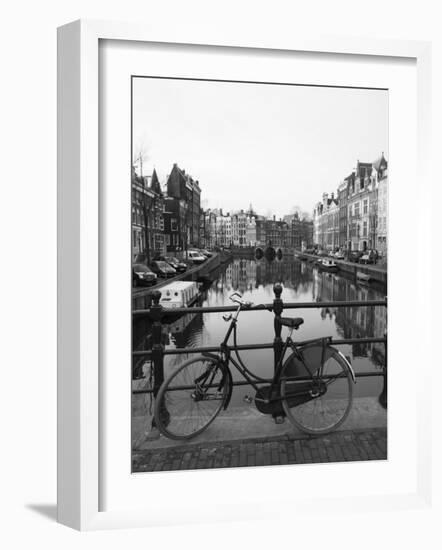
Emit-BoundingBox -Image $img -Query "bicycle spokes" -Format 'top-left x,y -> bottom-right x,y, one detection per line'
155,357 -> 229,440
281,344 -> 353,434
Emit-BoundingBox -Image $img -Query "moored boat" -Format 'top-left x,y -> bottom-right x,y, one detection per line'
318,258 -> 339,272
159,281 -> 200,309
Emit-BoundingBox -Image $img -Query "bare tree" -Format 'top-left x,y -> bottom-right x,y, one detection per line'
290,204 -> 312,221
132,142 -> 154,263
132,142 -> 149,177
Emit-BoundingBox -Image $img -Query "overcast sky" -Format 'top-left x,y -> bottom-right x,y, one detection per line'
133,77 -> 388,219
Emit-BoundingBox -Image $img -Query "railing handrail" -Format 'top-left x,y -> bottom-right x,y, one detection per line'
133,284 -> 388,403
133,336 -> 387,357
133,298 -> 387,317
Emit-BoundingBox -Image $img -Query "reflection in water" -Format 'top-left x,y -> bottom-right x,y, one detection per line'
133,257 -> 387,406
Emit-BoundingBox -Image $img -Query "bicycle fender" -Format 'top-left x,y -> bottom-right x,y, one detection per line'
336,349 -> 356,384
292,342 -> 356,385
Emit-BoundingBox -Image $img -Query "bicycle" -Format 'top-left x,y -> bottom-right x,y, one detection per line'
154,292 -> 356,440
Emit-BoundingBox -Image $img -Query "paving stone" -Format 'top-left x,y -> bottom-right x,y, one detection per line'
132,428 -> 387,472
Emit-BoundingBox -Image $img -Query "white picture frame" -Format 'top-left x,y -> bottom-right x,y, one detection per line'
57,19 -> 432,531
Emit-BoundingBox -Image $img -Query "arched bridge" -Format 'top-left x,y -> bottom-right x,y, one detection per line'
255,246 -> 293,259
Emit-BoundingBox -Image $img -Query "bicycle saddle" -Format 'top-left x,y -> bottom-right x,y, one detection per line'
278,316 -> 304,329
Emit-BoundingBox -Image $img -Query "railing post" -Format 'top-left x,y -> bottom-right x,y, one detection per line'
149,290 -> 167,428
272,283 -> 284,374
380,330 -> 388,409
272,283 -> 284,419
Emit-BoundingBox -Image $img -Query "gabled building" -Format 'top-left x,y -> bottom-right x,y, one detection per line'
264,217 -> 290,248
338,173 -> 354,249
372,153 -> 388,260
245,215 -> 257,246
347,161 -> 374,252
231,210 -> 248,247
255,218 -> 267,247
163,195 -> 186,253
131,167 -> 165,261
313,192 -> 339,251
284,212 -> 314,249
203,209 -> 217,248
164,163 -> 202,253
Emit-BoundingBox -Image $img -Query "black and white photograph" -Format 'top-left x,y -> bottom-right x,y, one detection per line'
131,76 -> 388,473
5,0 -> 439,541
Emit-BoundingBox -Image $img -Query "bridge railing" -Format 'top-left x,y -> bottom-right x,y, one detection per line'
132,283 -> 387,401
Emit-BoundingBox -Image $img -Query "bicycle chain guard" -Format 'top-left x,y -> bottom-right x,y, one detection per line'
255,381 -> 327,415
254,386 -> 285,416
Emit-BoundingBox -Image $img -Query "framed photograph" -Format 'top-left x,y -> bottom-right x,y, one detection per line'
57,20 -> 432,530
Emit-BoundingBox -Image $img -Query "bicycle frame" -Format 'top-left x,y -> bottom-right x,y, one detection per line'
153,298 -> 357,440
213,304 -> 334,405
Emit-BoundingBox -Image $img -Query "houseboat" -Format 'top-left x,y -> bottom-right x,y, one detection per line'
159,281 -> 200,309
319,258 -> 339,272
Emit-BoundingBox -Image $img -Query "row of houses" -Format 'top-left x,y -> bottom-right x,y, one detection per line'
313,153 -> 388,258
202,208 -> 313,250
132,163 -> 201,261
132,162 -> 314,261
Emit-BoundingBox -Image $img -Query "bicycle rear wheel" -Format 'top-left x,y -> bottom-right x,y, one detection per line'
154,356 -> 229,440
280,343 -> 353,435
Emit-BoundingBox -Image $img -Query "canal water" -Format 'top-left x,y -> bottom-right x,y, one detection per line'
133,256 -> 387,409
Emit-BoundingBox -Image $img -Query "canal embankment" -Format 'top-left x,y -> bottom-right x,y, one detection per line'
132,253 -> 387,462
133,395 -> 387,453
132,250 -> 232,310
296,251 -> 387,286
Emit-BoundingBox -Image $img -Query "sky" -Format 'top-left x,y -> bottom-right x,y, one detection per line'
132,77 -> 388,219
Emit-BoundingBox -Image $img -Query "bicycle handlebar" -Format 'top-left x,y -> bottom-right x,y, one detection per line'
229,292 -> 253,308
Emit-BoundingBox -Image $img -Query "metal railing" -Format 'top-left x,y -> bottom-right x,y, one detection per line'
132,284 -> 387,400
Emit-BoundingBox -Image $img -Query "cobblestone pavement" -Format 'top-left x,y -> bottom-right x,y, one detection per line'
132,428 -> 387,472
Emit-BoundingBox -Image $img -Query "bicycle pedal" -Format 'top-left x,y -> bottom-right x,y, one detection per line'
243,395 -> 253,404
273,415 -> 285,425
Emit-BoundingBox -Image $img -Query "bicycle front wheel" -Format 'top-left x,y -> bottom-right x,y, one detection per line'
154,356 -> 229,440
280,344 -> 353,435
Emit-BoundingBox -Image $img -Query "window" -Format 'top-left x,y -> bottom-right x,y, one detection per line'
355,202 -> 360,217
171,219 -> 178,232
363,221 -> 367,237
133,230 -> 137,247
363,199 -> 368,214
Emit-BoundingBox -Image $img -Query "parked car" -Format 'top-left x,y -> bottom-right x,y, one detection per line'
150,260 -> 177,278
186,251 -> 207,264
162,256 -> 187,273
132,264 -> 157,287
334,251 -> 345,260
348,251 -> 364,263
359,253 -> 374,265
200,249 -> 213,258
